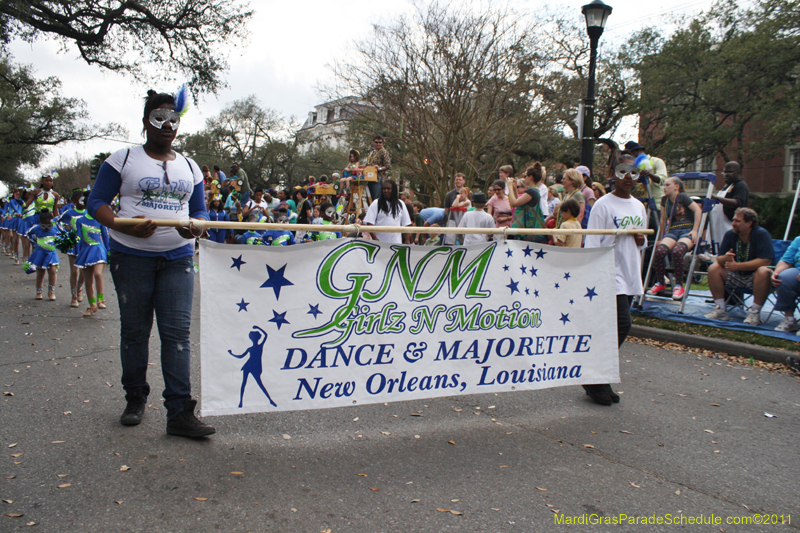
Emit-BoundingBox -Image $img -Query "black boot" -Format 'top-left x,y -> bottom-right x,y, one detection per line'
120,388 -> 147,426
583,384 -> 612,406
166,399 -> 215,438
605,384 -> 620,403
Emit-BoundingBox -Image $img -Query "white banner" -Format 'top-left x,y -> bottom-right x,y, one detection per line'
199,239 -> 619,416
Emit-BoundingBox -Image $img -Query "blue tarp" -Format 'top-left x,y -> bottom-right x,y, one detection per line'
633,290 -> 800,344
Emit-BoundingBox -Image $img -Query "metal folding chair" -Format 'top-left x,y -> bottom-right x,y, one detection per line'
636,172 -> 717,312
724,239 -> 792,319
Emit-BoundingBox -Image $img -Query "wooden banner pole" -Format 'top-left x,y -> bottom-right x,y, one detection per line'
113,218 -> 654,237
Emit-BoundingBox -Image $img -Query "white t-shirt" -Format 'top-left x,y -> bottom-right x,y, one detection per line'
459,210 -> 495,244
537,183 -> 549,216
245,199 -> 269,218
585,193 -> 647,296
363,199 -> 412,243
106,146 -> 203,252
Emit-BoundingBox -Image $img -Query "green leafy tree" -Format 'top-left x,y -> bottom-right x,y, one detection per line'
0,0 -> 252,94
635,0 -> 800,167
0,54 -> 122,187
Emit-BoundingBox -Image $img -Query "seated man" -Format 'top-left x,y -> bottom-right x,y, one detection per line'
751,236 -> 800,332
704,208 -> 773,322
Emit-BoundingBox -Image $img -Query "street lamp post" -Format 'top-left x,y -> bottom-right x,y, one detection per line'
580,0 -> 613,168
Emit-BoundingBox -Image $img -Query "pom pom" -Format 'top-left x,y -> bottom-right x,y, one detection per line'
635,153 -> 653,171
174,84 -> 190,117
54,229 -> 78,254
22,261 -> 36,275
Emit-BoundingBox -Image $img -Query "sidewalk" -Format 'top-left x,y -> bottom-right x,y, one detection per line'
630,325 -> 797,365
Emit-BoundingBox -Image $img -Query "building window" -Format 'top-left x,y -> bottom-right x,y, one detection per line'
326,109 -> 335,123
311,113 -> 317,125
678,155 -> 714,193
790,148 -> 800,191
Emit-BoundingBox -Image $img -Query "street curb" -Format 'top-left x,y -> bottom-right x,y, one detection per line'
628,325 -> 797,365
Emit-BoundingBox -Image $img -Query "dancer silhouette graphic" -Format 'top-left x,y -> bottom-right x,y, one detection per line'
228,325 -> 277,408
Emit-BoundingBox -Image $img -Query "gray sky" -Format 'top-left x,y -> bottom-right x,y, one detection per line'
8,0 -> 717,181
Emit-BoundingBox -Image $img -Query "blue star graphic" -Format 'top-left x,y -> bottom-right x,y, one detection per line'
554,283 -> 560,289
522,245 -> 533,257
535,249 -> 547,259
585,287 -> 598,301
520,265 -> 527,274
308,304 -> 322,319
236,299 -> 249,312
569,299 -> 575,305
503,265 -> 510,272
505,249 -> 514,258
534,289 -> 540,297
231,255 -> 246,270
525,288 -> 530,295
530,266 -> 538,277
269,310 -> 291,330
506,279 -> 520,294
564,272 -> 571,281
260,264 -> 294,299
559,313 -> 570,325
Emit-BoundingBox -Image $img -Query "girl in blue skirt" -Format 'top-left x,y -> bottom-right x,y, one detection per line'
75,211 -> 109,316
26,209 -> 59,300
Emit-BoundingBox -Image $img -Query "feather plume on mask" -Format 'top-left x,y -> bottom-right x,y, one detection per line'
174,84 -> 190,117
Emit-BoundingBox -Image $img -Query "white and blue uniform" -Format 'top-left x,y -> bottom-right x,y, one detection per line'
16,202 -> 36,236
75,214 -> 110,268
262,229 -> 296,246
26,224 -> 60,269
57,207 -> 86,256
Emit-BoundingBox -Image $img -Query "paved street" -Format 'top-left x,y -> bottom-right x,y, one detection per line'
1,252 -> 798,532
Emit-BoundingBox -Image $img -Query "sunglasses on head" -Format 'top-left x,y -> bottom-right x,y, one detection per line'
149,109 -> 180,130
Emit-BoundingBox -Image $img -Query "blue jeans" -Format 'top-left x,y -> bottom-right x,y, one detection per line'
663,226 -> 692,242
774,268 -> 800,313
110,251 -> 194,420
367,180 -> 382,202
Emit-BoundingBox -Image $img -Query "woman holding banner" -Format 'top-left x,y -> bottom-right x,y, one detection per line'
87,88 -> 215,438
583,151 -> 647,406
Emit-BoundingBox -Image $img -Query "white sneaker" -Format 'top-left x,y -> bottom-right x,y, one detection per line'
704,305 -> 729,321
775,316 -> 798,333
743,309 -> 762,326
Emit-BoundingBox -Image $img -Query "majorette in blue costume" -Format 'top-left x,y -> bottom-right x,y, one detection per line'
26,221 -> 60,270
24,209 -> 60,300
74,213 -> 110,268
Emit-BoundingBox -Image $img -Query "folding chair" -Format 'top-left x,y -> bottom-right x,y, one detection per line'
724,239 -> 792,320
636,172 -> 716,312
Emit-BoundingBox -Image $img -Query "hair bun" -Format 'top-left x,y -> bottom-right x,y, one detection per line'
146,89 -> 158,98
